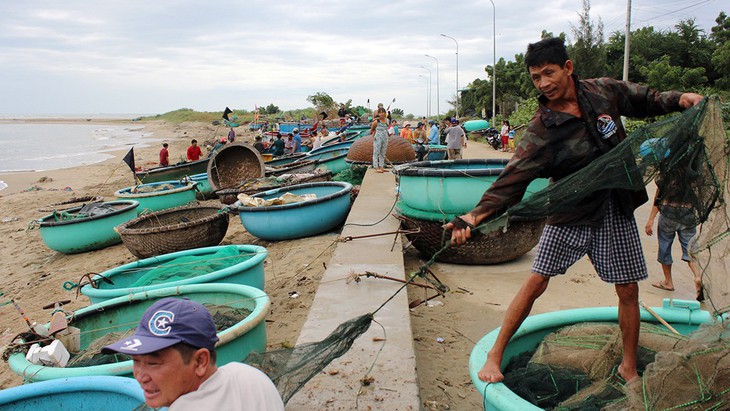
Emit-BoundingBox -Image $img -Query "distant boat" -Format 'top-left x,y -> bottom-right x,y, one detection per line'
135,158 -> 209,184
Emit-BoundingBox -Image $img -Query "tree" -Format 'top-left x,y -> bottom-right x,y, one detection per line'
711,12 -> 730,89
264,104 -> 279,114
306,92 -> 336,111
568,0 -> 607,78
390,108 -> 404,117
639,55 -> 707,91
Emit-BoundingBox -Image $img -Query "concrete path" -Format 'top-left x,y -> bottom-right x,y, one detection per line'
286,169 -> 420,410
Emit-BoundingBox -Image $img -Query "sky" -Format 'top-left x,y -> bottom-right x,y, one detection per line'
0,0 -> 725,117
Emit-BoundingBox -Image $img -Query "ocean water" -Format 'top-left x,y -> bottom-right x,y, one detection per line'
0,122 -> 155,190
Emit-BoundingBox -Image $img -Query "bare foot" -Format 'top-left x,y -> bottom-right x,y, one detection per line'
618,364 -> 639,384
477,357 -> 504,383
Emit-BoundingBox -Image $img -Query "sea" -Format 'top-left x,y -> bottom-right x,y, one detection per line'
0,114 -> 154,192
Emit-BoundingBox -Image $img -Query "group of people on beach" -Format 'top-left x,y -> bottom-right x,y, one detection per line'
116,36 -> 706,410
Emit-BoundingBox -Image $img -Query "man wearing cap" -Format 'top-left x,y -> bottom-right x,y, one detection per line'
104,298 -> 284,410
444,118 -> 467,159
427,120 -> 439,145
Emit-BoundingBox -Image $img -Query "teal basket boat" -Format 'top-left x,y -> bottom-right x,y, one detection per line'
0,376 -> 145,410
236,181 -> 353,241
114,181 -> 197,214
395,159 -> 549,214
8,283 -> 270,382
470,300 -> 717,410
37,200 -> 140,254
135,158 -> 209,184
304,146 -> 351,174
186,172 -> 215,200
80,244 -> 267,304
425,144 -> 447,160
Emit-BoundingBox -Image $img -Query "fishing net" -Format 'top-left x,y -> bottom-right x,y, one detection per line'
204,303 -> 252,331
476,96 -> 730,315
130,246 -> 255,287
66,329 -> 134,367
53,202 -> 115,221
503,320 -> 730,410
244,313 -> 373,404
332,165 -> 367,186
133,183 -> 176,193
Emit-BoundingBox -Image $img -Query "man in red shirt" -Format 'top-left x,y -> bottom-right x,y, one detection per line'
159,143 -> 169,167
186,139 -> 203,161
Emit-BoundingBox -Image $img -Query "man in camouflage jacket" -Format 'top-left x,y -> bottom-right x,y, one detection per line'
447,37 -> 703,384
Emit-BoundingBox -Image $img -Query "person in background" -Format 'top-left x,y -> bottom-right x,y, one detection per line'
284,133 -> 294,155
444,118 -> 467,159
500,120 -> 511,152
645,176 -> 704,301
446,37 -> 703,385
253,136 -> 265,153
159,143 -> 170,167
102,298 -> 284,410
508,127 -> 516,152
272,133 -> 285,157
400,123 -> 415,143
428,120 -> 439,145
227,127 -> 236,143
414,122 -> 428,144
186,139 -> 203,162
389,119 -> 399,136
292,128 -> 303,152
370,107 -> 389,173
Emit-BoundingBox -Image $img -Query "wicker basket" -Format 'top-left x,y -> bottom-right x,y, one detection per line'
216,171 -> 333,205
116,205 -> 230,258
207,143 -> 266,192
345,135 -> 415,164
395,203 -> 545,265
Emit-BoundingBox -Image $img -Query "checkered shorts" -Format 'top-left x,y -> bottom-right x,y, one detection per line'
532,198 -> 648,284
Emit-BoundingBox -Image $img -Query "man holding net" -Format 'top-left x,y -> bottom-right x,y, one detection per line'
103,298 -> 284,410
446,37 -> 703,384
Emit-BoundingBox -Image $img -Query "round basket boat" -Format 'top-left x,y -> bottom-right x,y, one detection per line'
114,181 -> 197,214
37,200 -> 140,254
265,153 -> 307,167
116,204 -> 230,258
0,376 -> 145,410
38,195 -> 105,213
302,146 -> 351,174
395,159 -> 549,214
395,202 -> 545,265
216,171 -> 333,205
470,300 -> 715,411
345,135 -> 415,165
80,244 -> 267,304
425,144 -> 447,161
236,181 -> 353,241
207,143 -> 265,192
186,172 -> 215,200
8,283 -> 270,382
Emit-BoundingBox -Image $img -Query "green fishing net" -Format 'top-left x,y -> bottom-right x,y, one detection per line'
130,246 -> 255,287
478,97 -> 730,315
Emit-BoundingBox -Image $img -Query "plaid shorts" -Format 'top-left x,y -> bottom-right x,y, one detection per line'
532,198 -> 648,284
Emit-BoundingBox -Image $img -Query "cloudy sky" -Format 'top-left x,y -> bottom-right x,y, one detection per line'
0,0 -> 724,117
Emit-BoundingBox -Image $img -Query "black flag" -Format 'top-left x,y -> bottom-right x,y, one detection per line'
122,147 -> 136,173
222,107 -> 232,121
320,111 -> 328,120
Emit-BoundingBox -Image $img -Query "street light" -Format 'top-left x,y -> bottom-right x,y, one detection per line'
440,34 -> 459,119
418,75 -> 429,117
418,66 -> 432,117
425,54 -> 440,118
488,0 -> 496,126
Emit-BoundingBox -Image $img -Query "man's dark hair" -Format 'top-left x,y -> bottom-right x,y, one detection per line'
191,139 -> 198,144
172,342 -> 217,365
524,37 -> 570,70
162,143 -> 168,148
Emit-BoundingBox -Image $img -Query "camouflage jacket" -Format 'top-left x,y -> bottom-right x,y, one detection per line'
472,75 -> 684,227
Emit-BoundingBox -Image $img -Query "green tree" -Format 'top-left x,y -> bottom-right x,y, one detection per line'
568,0 -> 607,78
264,104 -> 279,114
391,108 -> 404,117
639,55 -> 707,90
711,12 -> 730,89
306,92 -> 336,110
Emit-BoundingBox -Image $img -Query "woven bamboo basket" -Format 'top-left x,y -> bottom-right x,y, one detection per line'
207,143 -> 265,192
395,202 -> 545,265
345,135 -> 415,165
216,171 -> 333,205
116,205 -> 230,258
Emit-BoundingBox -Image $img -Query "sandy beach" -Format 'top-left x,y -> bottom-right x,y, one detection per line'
0,119 -> 695,409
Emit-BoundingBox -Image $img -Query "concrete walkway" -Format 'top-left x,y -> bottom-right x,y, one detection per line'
286,169 -> 420,410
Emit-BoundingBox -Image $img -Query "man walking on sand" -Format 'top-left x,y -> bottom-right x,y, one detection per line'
186,139 -> 202,162
446,37 -> 703,384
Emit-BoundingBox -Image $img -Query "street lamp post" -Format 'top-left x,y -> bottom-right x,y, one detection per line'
440,34 -> 459,119
418,75 -> 429,117
425,54 -> 440,118
488,0 -> 496,125
418,66 -> 432,117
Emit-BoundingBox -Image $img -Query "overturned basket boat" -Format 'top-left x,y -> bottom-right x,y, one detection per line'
216,171 -> 333,205
116,204 -> 229,258
395,202 -> 545,265
38,196 -> 105,213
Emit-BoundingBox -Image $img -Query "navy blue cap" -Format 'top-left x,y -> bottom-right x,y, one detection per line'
103,298 -> 219,355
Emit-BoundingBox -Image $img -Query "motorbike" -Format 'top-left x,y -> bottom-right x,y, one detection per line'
482,128 -> 501,150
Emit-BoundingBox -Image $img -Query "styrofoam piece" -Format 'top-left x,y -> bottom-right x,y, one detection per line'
39,340 -> 70,367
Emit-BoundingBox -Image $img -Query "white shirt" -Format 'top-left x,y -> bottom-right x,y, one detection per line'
170,363 -> 284,411
500,124 -> 509,137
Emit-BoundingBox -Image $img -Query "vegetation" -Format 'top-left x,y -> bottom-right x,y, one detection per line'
460,2 -> 729,127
